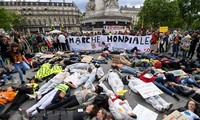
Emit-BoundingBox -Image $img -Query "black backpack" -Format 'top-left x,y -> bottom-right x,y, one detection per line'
94,94 -> 109,109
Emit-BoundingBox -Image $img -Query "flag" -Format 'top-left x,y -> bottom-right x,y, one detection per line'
41,34 -> 52,47
141,15 -> 144,28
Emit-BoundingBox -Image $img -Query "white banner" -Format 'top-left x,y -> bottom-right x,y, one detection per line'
135,82 -> 163,98
68,35 -> 152,52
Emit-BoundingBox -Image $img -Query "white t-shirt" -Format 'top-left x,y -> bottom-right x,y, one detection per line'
181,110 -> 199,120
58,34 -> 66,43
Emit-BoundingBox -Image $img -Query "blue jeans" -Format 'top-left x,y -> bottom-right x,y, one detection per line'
120,65 -> 139,76
182,50 -> 188,59
141,62 -> 149,70
0,57 -> 4,67
1,74 -> 13,80
0,104 -> 5,113
13,62 -> 30,82
172,44 -> 179,57
181,78 -> 200,88
153,76 -> 174,96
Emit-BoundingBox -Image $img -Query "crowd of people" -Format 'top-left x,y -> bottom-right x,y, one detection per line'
0,29 -> 199,120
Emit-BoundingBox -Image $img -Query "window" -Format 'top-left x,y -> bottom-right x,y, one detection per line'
33,19 -> 36,25
38,19 -> 42,25
28,19 -> 31,25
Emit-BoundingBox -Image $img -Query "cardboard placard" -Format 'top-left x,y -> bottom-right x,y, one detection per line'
81,56 -> 93,63
135,82 -> 163,98
163,110 -> 188,120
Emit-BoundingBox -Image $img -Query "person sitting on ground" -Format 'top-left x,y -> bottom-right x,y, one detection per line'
20,83 -> 70,118
91,108 -> 107,120
0,87 -> 15,113
163,100 -> 200,120
127,75 -> 173,112
44,85 -> 103,111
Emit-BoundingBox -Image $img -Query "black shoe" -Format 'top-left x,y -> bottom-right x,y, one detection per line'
131,114 -> 137,119
21,81 -> 25,85
22,69 -> 26,75
26,77 -> 32,80
36,107 -> 41,113
0,113 -> 10,119
173,95 -> 180,101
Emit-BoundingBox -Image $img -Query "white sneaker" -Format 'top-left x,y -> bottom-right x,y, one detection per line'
27,94 -> 37,99
164,103 -> 173,111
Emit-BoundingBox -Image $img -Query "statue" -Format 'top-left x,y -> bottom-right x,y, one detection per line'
86,0 -> 95,11
103,0 -> 118,8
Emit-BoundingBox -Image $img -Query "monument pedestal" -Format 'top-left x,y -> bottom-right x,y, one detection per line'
82,0 -> 131,32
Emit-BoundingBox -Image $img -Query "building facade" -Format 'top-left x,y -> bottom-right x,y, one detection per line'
0,1 -> 82,33
120,6 -> 141,27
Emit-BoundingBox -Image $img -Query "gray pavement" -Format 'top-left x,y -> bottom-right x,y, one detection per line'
1,53 -> 189,120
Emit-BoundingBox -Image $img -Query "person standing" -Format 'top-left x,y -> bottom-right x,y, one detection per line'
58,33 -> 66,51
6,42 -> 30,84
0,35 -> 9,62
188,33 -> 199,59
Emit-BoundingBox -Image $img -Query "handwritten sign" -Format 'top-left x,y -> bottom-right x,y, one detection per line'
163,110 -> 188,120
133,104 -> 158,120
135,82 -> 163,98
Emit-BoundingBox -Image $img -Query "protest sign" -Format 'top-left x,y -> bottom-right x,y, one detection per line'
134,82 -> 163,98
168,69 -> 187,77
133,104 -> 158,120
163,110 -> 188,120
159,26 -> 168,33
68,35 -> 151,52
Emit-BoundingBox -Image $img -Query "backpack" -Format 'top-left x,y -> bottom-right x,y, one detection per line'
94,94 -> 109,109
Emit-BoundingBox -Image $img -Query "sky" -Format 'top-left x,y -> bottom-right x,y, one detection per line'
4,0 -> 144,12
68,0 -> 144,12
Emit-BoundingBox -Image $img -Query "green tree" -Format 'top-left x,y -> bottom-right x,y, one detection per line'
0,8 -> 13,30
0,8 -> 25,31
138,0 -> 183,29
178,0 -> 200,29
11,13 -> 26,30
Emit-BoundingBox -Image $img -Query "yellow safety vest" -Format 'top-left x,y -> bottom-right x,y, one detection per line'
55,84 -> 69,94
35,63 -> 62,79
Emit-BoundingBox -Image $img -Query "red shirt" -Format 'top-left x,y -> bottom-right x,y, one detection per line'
139,73 -> 156,83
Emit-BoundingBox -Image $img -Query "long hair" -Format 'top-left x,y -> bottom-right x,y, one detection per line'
185,100 -> 199,115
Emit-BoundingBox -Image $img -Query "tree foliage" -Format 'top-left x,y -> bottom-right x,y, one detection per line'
137,0 -> 200,29
0,8 -> 25,31
178,0 -> 200,29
